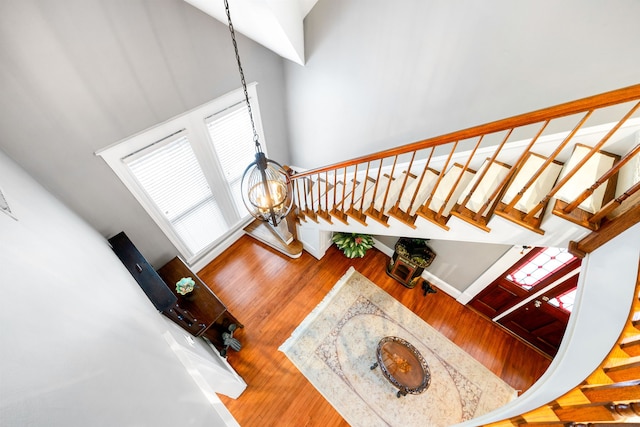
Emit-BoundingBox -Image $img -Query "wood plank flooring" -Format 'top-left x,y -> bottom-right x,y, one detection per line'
198,236 -> 552,426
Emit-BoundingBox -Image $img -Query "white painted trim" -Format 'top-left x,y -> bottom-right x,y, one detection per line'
97,84 -> 263,264
190,226 -> 249,272
492,266 -> 580,322
372,238 -> 393,257
456,245 -> 533,305
421,270 -> 462,299
297,225 -> 333,260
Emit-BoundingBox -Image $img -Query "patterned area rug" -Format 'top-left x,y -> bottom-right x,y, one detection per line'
279,267 -> 516,427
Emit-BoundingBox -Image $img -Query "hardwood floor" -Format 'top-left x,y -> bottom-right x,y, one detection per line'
198,236 -> 552,426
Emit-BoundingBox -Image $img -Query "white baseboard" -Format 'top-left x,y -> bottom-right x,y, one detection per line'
421,270 -> 461,299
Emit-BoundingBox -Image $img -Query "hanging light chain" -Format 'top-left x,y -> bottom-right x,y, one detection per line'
224,0 -> 261,152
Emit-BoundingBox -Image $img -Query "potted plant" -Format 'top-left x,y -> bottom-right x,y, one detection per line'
332,232 -> 375,258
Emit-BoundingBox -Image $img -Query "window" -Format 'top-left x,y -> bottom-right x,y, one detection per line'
506,247 -> 576,290
206,103 -> 257,215
548,288 -> 577,313
97,84 -> 264,263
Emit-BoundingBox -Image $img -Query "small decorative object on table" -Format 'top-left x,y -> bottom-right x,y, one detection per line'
332,232 -> 374,258
175,277 -> 195,295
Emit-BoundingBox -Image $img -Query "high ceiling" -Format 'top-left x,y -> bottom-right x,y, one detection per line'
183,0 -> 319,65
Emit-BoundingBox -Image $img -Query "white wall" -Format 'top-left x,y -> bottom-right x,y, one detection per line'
287,0 -> 640,169
0,150 -> 235,426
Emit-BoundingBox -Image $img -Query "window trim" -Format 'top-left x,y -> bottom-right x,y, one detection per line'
97,83 -> 264,264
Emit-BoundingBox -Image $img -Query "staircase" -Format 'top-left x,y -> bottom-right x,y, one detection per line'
289,84 -> 640,254
482,264 -> 640,426
285,84 -> 640,425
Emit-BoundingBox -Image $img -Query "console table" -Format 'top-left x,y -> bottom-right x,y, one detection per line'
157,256 -> 243,356
108,232 -> 242,356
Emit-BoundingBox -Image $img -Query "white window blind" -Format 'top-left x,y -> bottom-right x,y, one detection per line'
207,104 -> 256,216
125,133 -> 227,255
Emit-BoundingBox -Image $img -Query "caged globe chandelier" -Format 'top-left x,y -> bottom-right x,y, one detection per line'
224,0 -> 294,238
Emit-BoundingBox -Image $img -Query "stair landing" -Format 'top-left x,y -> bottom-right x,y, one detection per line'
243,219 -> 304,258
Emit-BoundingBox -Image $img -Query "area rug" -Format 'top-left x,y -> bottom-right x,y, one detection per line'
279,267 -> 516,427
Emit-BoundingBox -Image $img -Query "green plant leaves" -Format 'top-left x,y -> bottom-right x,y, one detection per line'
332,232 -> 374,258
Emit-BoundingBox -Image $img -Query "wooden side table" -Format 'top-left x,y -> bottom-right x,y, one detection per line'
386,238 -> 436,288
370,336 -> 431,397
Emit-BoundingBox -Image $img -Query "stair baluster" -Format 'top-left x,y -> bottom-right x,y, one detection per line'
526,101 -> 640,222
287,84 -> 640,255
563,143 -> 640,215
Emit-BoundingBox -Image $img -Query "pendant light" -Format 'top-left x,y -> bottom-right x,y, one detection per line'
223,0 -> 294,238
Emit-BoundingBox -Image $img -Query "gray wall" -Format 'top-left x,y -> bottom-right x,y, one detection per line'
425,239 -> 510,292
2,0 -> 640,266
375,235 -> 510,292
0,0 -> 289,266
286,0 -> 640,169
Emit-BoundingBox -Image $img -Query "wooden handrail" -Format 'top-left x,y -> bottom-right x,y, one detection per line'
570,194 -> 640,258
288,83 -> 640,426
291,84 -> 639,255
290,84 -> 640,180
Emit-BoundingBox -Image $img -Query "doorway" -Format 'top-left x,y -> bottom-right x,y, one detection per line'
468,246 -> 581,357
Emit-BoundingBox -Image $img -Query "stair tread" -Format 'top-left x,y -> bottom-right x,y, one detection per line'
603,355 -> 640,370
553,402 -> 618,422
620,334 -> 640,346
500,152 -> 563,214
554,143 -> 619,214
459,158 -> 511,213
581,379 -> 640,403
357,174 -> 390,209
428,163 -> 475,217
398,168 -> 439,215
373,171 -> 415,212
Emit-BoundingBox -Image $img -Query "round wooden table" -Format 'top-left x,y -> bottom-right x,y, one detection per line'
370,336 -> 431,397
